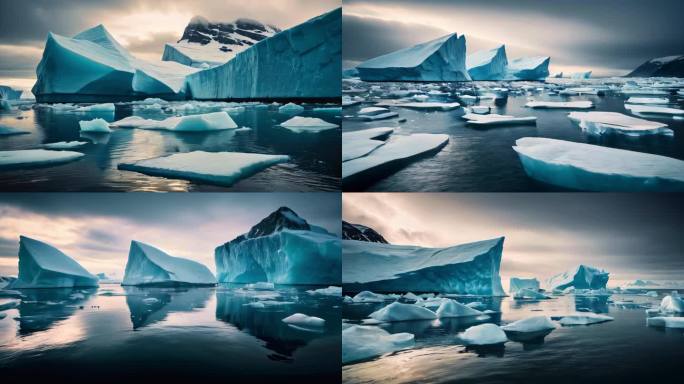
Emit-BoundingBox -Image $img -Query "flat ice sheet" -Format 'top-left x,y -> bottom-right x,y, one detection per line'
526,101 -> 593,109
625,104 -> 684,115
463,113 -> 536,125
0,149 -> 84,168
568,111 -> 672,136
279,116 -> 339,133
342,127 -> 394,162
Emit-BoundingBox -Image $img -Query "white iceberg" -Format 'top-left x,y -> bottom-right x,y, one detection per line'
278,103 -> 305,114
463,113 -> 536,126
122,240 -> 216,286
342,127 -> 394,162
279,116 -> 339,133
118,151 -> 289,186
509,277 -> 540,294
467,45 -> 508,80
43,141 -> 89,150
568,111 -> 672,136
526,101 -> 593,109
513,137 -> 684,191
546,265 -> 609,291
570,71 -> 592,79
282,313 -> 325,328
501,316 -> 556,333
79,118 -> 112,132
458,323 -> 507,345
625,104 -> 684,116
505,56 -> 550,80
342,325 -> 414,364
353,290 -> 387,303
647,316 -> 684,328
73,103 -> 115,112
110,112 -> 237,131
660,292 -> 684,313
0,149 -> 84,168
245,282 -> 275,290
8,236 -> 99,289
369,302 -> 437,322
436,298 -> 484,318
306,286 -> 342,296
514,288 -> 551,300
555,313 -> 614,326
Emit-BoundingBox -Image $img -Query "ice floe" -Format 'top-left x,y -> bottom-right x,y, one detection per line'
306,286 -> 342,296
279,116 -> 339,133
458,323 -> 508,345
554,313 -> 614,326
568,111 -> 672,136
79,118 -> 112,132
43,141 -> 89,150
369,302 -> 437,322
625,104 -> 684,116
111,111 -> 237,131
342,325 -> 414,364
0,149 -> 84,168
282,313 -> 326,329
463,113 -> 536,126
342,127 -> 394,162
526,101 -> 593,109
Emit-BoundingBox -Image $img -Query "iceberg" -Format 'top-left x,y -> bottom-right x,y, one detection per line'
343,237 -> 505,295
342,133 -> 449,184
513,288 -> 551,300
342,325 -> 414,364
647,316 -> 684,328
0,149 -> 84,169
467,45 -> 508,80
660,292 -> 684,313
122,240 -> 216,286
502,316 -> 555,333
436,298 -> 484,318
570,71 -> 592,79
8,236 -> 98,289
458,323 -> 507,345
526,101 -> 593,109
73,103 -> 115,112
342,128 -> 394,162
513,137 -> 684,191
43,141 -> 89,150
352,290 -> 388,303
546,265 -> 609,291
306,286 -> 342,296
0,85 -> 22,100
625,104 -> 684,116
110,111 -> 237,131
505,56 -> 550,80
554,313 -> 614,326
278,102 -> 305,114
568,111 -> 672,136
214,207 -> 341,285
368,302 -> 437,322
79,118 -> 112,132
463,113 -> 536,126
509,278 -> 540,294
185,9 -> 340,99
279,116 -> 339,133
118,151 -> 289,186
282,313 -> 325,328
626,54 -> 684,77
357,33 -> 471,82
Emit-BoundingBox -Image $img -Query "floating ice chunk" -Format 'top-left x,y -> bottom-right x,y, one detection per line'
0,149 -> 84,169
509,277 -> 540,294
8,236 -> 98,288
644,291 -> 659,298
514,288 -> 551,300
458,323 -> 507,345
118,151 -> 289,186
282,313 -> 325,329
43,141 -> 88,150
0,125 -> 30,135
278,102 -> 305,114
353,291 -> 388,303
369,302 -> 437,322
647,316 -> 684,328
555,313 -> 614,326
513,137 -> 684,191
626,97 -> 669,105
568,111 -> 672,136
342,127 -> 394,162
342,325 -> 414,364
111,111 -> 237,131
625,104 -> 684,116
621,88 -> 669,96
467,45 -> 508,80
391,102 -> 461,111
356,111 -> 399,121
279,116 -> 339,133
436,298 -> 484,318
73,103 -> 115,112
358,107 -> 389,115
79,118 -> 112,132
245,282 -> 275,290
501,316 -> 556,333
307,286 -> 342,296
526,101 -> 593,109
342,134 -> 449,182
343,296 -> 354,303
660,292 -> 684,313
463,113 -> 536,126
403,292 -> 421,301
122,240 -> 216,286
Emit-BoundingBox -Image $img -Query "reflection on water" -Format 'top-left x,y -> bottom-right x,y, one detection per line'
0,284 -> 340,381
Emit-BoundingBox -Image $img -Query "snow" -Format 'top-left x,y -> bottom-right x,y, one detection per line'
369,302 -> 437,322
568,111 -> 672,136
44,141 -> 88,150
343,237 -> 505,295
555,313 -> 614,326
307,286 -> 342,296
282,313 -> 325,328
357,33 -> 471,82
647,316 -> 684,328
122,240 -> 216,286
501,316 -> 556,333
342,134 -> 449,181
626,97 -> 669,104
0,149 -> 84,168
467,45 -> 508,80
353,291 -> 388,303
342,325 -> 414,364
526,101 -> 593,109
463,113 -> 536,126
505,56 -> 550,80
79,118 -> 112,132
279,116 -> 339,133
111,112 -> 237,131
509,278 -> 540,294
514,288 -> 551,300
660,292 -> 684,313
8,236 -> 99,288
513,137 -> 684,191
278,103 -> 305,114
458,323 -> 508,345
185,9 -> 340,99
73,103 -> 115,112
436,298 -> 484,318
625,104 -> 684,116
342,127 -> 394,162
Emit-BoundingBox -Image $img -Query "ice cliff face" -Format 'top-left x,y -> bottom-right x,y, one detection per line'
342,221 -> 388,243
343,237 -> 505,295
357,33 -> 471,82
467,45 -> 508,80
214,207 -> 341,285
9,236 -> 99,289
627,55 -> 684,77
505,56 -> 550,80
162,16 -> 280,68
546,265 -> 609,291
185,8 -> 341,99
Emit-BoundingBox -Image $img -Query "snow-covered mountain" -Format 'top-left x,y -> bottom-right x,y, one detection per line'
162,16 -> 280,68
627,54 -> 684,77
342,221 -> 388,243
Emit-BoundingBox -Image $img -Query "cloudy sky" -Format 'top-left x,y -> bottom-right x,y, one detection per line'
0,193 -> 341,278
0,0 -> 339,90
343,0 -> 684,77
343,193 -> 683,289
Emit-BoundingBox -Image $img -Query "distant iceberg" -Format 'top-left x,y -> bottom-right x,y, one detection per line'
0,85 -> 23,100
509,277 -> 540,294
467,45 -> 508,80
546,265 -> 609,291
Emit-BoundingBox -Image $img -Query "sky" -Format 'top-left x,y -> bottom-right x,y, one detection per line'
0,0 -> 340,90
343,0 -> 684,77
343,193 -> 684,289
0,193 -> 341,278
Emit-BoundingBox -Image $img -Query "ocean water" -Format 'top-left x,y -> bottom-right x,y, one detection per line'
342,82 -> 684,191
0,102 -> 341,191
341,291 -> 684,384
0,284 -> 341,381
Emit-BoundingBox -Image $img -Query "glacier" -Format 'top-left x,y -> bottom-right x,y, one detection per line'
121,240 -> 216,286
509,278 -> 540,294
342,325 -> 414,364
185,8 -> 341,100
343,237 -> 505,295
214,207 -> 341,285
513,137 -> 684,191
357,33 -> 471,82
467,45 -> 508,80
458,323 -> 507,345
546,265 -> 609,291
505,56 -> 550,80
8,236 -> 99,289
